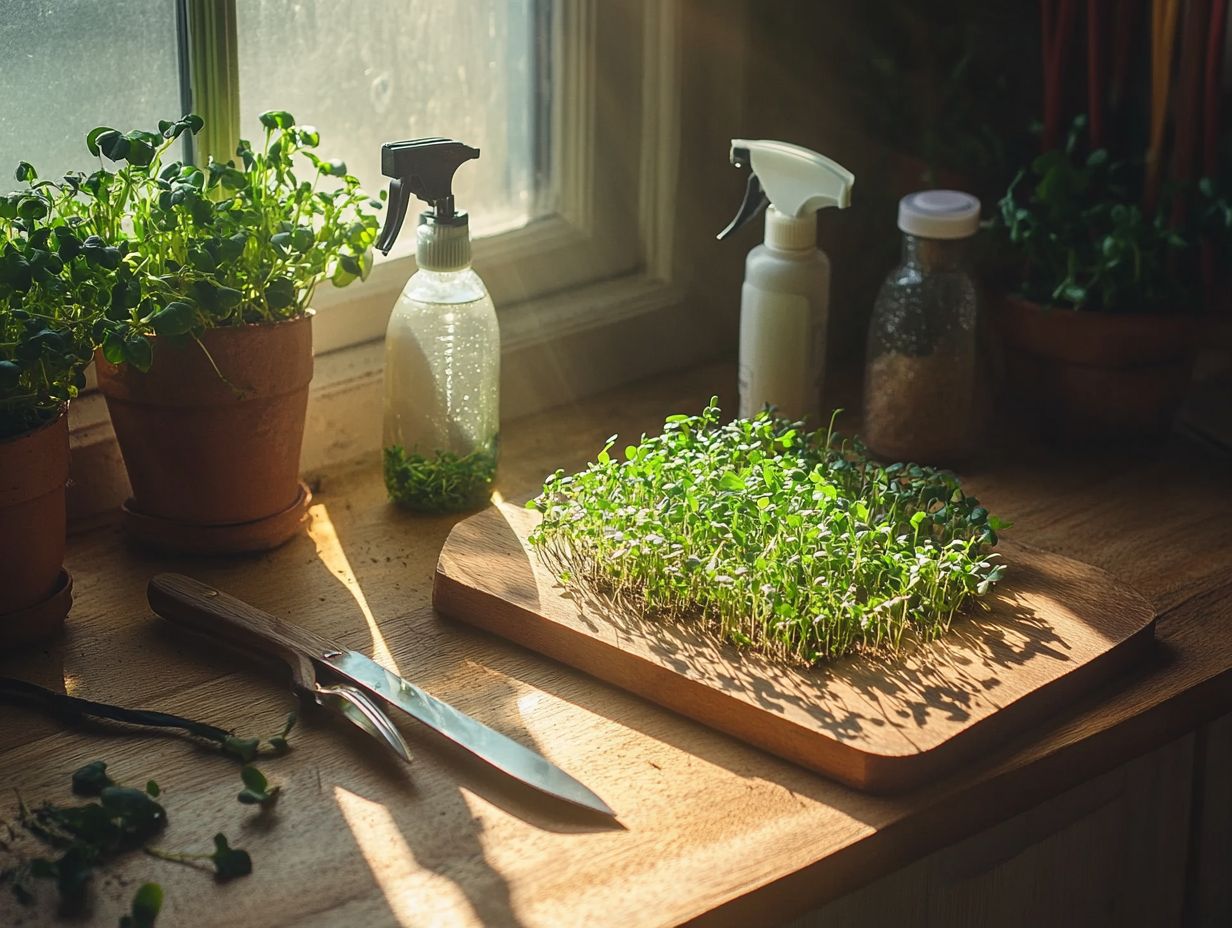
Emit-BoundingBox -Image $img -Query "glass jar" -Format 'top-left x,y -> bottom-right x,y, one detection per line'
863,191 -> 982,466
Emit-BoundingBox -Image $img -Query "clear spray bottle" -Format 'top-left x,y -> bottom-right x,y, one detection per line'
375,138 -> 500,512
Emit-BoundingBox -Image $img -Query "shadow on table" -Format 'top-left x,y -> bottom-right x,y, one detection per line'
278,495 -> 622,927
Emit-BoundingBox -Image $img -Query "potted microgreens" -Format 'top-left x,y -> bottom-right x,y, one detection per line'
46,112 -> 380,552
993,121 -> 1202,441
991,1 -> 1225,442
0,180 -> 122,643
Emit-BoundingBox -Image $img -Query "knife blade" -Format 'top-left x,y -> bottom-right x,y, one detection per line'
323,649 -> 614,817
147,573 -> 615,817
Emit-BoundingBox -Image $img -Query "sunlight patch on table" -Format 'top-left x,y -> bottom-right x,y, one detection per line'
335,786 -> 477,926
309,503 -> 399,673
516,690 -> 544,716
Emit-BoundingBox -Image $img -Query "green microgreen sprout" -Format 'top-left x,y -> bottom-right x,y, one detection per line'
221,736 -> 261,763
210,834 -> 253,880
118,882 -> 163,928
236,766 -> 280,808
145,833 -> 252,882
528,400 -> 1007,664
71,761 -> 114,797
383,443 -> 498,513
265,711 -> 297,754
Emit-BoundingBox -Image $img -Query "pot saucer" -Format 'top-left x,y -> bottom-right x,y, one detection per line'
0,569 -> 73,647
121,481 -> 313,556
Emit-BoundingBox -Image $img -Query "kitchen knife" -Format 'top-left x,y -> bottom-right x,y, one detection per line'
147,573 -> 615,817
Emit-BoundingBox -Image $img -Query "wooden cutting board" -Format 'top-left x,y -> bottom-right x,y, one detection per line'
433,503 -> 1156,792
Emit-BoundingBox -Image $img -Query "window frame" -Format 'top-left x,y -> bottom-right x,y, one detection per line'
181,0 -> 677,355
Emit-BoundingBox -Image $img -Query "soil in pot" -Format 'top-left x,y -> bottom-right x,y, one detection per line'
95,314 -> 314,550
0,410 -> 70,639
997,294 -> 1202,443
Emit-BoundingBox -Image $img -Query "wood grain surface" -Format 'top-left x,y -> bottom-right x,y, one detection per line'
1,362 -> 1230,928
435,505 -> 1156,791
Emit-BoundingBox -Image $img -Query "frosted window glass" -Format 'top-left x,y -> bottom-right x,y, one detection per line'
236,1 -> 543,239
0,0 -> 181,182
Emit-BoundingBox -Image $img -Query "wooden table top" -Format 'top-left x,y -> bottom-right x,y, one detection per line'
3,362 -> 1231,928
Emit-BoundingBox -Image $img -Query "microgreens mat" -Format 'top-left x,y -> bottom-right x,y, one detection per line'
528,401 -> 1006,664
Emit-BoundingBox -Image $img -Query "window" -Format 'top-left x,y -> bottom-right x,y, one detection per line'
3,0 -> 674,359
0,0 -> 182,179
235,0 -> 547,242
273,0 -> 660,353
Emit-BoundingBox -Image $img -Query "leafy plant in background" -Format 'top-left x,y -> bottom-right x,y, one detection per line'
529,401 -> 1004,664
28,110 -> 381,371
998,0 -> 1231,314
994,117 -> 1191,313
0,185 -> 124,437
1194,131 -> 1232,281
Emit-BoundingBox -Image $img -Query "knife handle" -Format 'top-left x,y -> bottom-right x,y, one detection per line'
148,573 -> 333,693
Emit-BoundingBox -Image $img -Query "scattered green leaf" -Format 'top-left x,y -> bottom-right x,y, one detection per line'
119,882 -> 162,928
71,761 -> 114,796
236,766 -> 280,808
208,834 -> 252,880
265,712 -> 297,753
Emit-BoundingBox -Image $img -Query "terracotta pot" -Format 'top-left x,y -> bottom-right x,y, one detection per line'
996,294 -> 1202,442
0,412 -> 68,616
96,314 -> 313,547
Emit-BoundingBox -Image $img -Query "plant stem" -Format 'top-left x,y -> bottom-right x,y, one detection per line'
0,677 -> 232,745
144,846 -> 211,871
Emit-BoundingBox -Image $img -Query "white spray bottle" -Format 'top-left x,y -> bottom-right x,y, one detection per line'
717,140 -> 854,423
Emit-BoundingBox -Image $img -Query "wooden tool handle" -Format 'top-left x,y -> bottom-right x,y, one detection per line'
148,573 -> 334,692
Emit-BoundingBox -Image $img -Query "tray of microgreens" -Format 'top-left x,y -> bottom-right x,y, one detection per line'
528,400 -> 1006,664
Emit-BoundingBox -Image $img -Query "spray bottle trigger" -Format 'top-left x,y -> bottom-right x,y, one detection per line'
374,139 -> 481,256
717,171 -> 769,241
377,177 -> 410,255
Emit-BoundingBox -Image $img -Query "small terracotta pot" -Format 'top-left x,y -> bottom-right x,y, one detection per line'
996,294 -> 1202,442
0,411 -> 69,622
96,314 -> 314,551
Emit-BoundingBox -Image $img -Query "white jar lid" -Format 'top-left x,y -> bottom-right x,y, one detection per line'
897,190 -> 980,239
